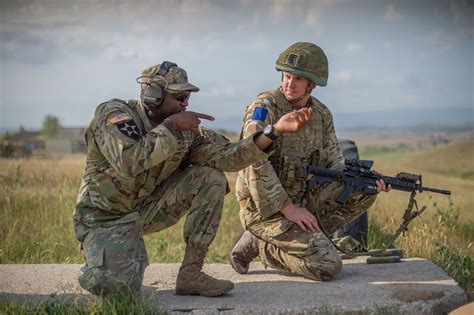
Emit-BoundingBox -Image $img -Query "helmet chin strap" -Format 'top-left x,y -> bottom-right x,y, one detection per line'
280,85 -> 314,105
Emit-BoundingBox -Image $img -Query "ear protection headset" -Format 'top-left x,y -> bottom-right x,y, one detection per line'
138,61 -> 178,107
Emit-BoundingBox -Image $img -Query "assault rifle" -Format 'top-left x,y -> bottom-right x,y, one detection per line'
308,160 -> 451,256
308,159 -> 451,205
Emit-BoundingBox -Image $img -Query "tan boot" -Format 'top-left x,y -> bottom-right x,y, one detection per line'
175,246 -> 234,297
229,230 -> 260,274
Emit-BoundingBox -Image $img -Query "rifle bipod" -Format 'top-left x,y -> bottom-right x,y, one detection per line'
338,191 -> 426,264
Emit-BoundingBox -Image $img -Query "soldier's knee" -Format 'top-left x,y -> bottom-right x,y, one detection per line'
79,260 -> 145,296
304,254 -> 342,281
322,256 -> 343,280
304,233 -> 342,281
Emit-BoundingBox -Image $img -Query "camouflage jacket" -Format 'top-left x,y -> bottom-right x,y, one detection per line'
236,88 -> 344,220
74,99 -> 268,226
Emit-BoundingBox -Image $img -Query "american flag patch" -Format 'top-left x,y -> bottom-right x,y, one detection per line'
108,113 -> 131,124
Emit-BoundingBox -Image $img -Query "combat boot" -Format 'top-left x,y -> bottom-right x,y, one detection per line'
175,245 -> 234,297
229,230 -> 260,274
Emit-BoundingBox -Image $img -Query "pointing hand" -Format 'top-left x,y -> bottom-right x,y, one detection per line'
166,111 -> 215,132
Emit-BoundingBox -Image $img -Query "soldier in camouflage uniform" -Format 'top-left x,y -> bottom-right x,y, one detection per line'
231,42 -> 390,281
73,61 -> 313,297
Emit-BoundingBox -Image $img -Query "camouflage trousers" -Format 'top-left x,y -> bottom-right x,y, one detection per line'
76,166 -> 227,296
241,181 -> 376,281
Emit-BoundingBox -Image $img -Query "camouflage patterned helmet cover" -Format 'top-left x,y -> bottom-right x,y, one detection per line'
140,63 -> 199,94
275,42 -> 329,87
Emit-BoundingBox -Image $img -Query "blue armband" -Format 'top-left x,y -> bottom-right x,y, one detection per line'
252,107 -> 268,122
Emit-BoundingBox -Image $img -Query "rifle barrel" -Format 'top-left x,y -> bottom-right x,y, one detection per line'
420,186 -> 451,195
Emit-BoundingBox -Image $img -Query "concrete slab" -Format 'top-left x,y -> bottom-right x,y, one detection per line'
0,257 -> 468,314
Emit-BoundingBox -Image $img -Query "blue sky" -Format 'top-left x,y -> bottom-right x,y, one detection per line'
1,0 -> 473,132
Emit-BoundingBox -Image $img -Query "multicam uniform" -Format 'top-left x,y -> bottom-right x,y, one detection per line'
236,88 -> 376,281
74,98 -> 268,295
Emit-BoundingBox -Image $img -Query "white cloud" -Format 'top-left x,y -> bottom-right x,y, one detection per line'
269,0 -> 293,20
423,28 -> 466,51
201,86 -> 237,97
345,43 -> 364,53
304,0 -> 333,28
332,70 -> 352,83
384,4 -> 401,22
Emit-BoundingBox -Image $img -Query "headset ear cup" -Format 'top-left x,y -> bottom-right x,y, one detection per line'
143,83 -> 164,107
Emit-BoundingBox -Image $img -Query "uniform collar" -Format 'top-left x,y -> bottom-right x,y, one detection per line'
275,88 -> 314,110
136,101 -> 157,132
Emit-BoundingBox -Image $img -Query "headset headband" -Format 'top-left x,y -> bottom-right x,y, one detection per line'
156,61 -> 177,77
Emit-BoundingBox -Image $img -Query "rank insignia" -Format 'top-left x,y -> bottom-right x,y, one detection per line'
287,53 -> 299,66
117,120 -> 141,141
252,107 -> 268,122
109,113 -> 131,124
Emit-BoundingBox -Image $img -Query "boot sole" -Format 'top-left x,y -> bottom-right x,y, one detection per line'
175,283 -> 234,297
229,230 -> 248,274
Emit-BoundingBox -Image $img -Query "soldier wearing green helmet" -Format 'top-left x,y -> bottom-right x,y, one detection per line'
231,42 -> 391,281
276,42 -> 329,87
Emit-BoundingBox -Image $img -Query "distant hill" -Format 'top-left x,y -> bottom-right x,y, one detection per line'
201,107 -> 473,133
402,141 -> 474,180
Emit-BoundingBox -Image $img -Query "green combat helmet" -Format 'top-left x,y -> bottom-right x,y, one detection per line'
276,42 -> 329,87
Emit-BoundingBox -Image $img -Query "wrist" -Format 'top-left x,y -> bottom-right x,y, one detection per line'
263,124 -> 279,140
272,124 -> 282,136
280,201 -> 293,214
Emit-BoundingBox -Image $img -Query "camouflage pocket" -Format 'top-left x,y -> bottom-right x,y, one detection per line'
78,247 -> 105,293
280,156 -> 309,190
248,212 -> 294,241
83,247 -> 104,268
73,218 -> 89,243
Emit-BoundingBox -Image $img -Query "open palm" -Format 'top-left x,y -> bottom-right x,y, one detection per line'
274,108 -> 313,133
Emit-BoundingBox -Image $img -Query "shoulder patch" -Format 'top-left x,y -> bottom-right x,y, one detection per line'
109,113 -> 131,124
252,107 -> 269,122
116,120 -> 141,141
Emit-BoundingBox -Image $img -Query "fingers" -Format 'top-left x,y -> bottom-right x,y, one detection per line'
376,179 -> 391,192
296,221 -> 308,233
298,211 -> 319,233
376,179 -> 382,192
189,111 -> 215,121
297,217 -> 319,233
295,107 -> 313,121
292,108 -> 313,126
304,213 -> 319,232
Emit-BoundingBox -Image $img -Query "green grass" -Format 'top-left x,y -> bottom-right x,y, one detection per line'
0,293 -> 165,314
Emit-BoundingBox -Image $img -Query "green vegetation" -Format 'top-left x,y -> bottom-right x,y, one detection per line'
435,243 -> 472,290
41,115 -> 60,138
0,141 -> 473,309
0,293 -> 164,314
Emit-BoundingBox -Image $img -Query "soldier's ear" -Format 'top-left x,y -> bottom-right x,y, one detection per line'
309,81 -> 317,89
